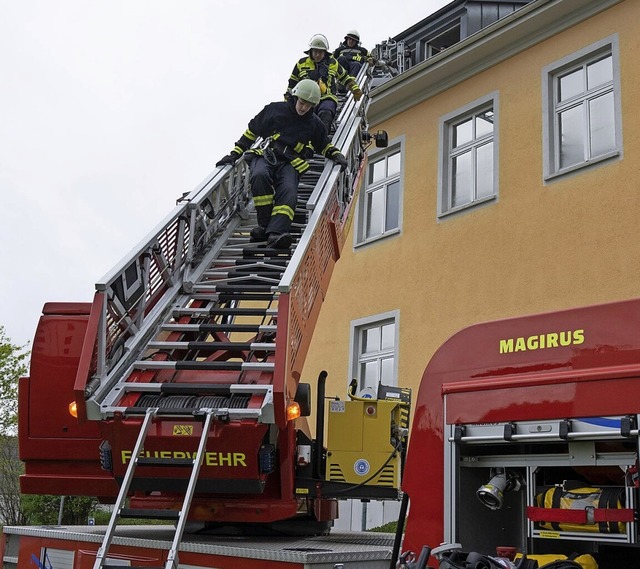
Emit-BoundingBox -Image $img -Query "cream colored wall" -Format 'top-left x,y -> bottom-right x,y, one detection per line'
302,1 -> 640,411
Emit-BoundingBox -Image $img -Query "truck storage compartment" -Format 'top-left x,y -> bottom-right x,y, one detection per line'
447,416 -> 639,569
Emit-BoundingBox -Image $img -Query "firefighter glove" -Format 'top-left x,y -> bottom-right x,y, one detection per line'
333,152 -> 348,171
216,151 -> 240,167
351,86 -> 363,101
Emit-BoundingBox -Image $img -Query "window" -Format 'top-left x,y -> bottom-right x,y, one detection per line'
543,37 -> 621,179
424,23 -> 461,59
357,144 -> 402,245
439,93 -> 498,216
350,312 -> 399,395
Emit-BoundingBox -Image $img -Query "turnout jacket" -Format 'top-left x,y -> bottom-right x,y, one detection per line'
232,98 -> 342,174
288,53 -> 357,104
334,42 -> 371,64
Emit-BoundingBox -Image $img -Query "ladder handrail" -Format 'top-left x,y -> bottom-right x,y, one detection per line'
93,407 -> 158,569
165,409 -> 214,569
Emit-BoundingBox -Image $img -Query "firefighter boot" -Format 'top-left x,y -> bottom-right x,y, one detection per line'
317,110 -> 334,134
250,226 -> 268,242
267,233 -> 292,250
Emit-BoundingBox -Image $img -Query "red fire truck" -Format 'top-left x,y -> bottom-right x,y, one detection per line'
5,291 -> 640,568
398,296 -> 640,568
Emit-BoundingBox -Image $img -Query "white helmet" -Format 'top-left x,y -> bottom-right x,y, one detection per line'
307,33 -> 329,52
345,30 -> 360,42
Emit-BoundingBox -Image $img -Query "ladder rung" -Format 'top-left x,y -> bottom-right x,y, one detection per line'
104,566 -> 164,569
200,307 -> 277,315
193,284 -> 277,294
124,407 -> 262,419
217,293 -> 278,301
242,248 -> 293,257
147,341 -> 276,351
133,361 -> 275,371
211,259 -> 288,268
120,508 -> 180,520
124,406 -> 200,416
137,457 -> 194,467
162,323 -> 277,333
121,382 -> 271,395
201,269 -> 284,279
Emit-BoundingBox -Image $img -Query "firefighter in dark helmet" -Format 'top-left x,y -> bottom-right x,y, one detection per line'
334,30 -> 373,76
216,79 -> 347,249
287,34 -> 362,134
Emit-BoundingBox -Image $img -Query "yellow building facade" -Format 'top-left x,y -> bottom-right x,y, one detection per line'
303,0 -> 640,405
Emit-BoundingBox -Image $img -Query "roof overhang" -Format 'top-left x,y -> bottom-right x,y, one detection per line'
369,0 -> 624,125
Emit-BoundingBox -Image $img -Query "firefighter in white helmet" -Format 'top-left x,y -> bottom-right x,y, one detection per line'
287,33 -> 363,134
216,79 -> 347,249
334,30 -> 374,76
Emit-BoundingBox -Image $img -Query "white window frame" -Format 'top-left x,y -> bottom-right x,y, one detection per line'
542,35 -> 622,180
349,311 -> 400,396
355,139 -> 404,246
438,92 -> 499,217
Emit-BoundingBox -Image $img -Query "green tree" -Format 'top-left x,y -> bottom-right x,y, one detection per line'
0,327 -> 29,525
22,495 -> 98,525
0,326 -> 28,435
0,436 -> 26,525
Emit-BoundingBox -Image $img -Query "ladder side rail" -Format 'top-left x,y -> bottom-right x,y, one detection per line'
93,408 -> 158,569
164,410 -> 215,569
280,101 -> 369,292
306,62 -> 371,211
86,188 -> 251,414
273,83 -> 370,403
89,163 -> 251,389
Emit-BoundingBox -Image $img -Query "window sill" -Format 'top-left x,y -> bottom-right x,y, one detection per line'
355,228 -> 401,249
545,150 -> 620,182
438,194 -> 496,219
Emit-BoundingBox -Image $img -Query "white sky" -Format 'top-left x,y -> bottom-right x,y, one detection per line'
0,0 -> 450,349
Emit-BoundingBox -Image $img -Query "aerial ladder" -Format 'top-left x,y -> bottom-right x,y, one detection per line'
18,65 -> 404,569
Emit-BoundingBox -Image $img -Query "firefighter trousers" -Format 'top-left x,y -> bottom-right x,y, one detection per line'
249,155 -> 299,236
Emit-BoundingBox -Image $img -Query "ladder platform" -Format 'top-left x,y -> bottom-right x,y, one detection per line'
119,508 -> 180,520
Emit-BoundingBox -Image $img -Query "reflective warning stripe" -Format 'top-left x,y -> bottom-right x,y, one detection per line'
272,204 -> 295,220
253,194 -> 274,206
291,157 -> 309,173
